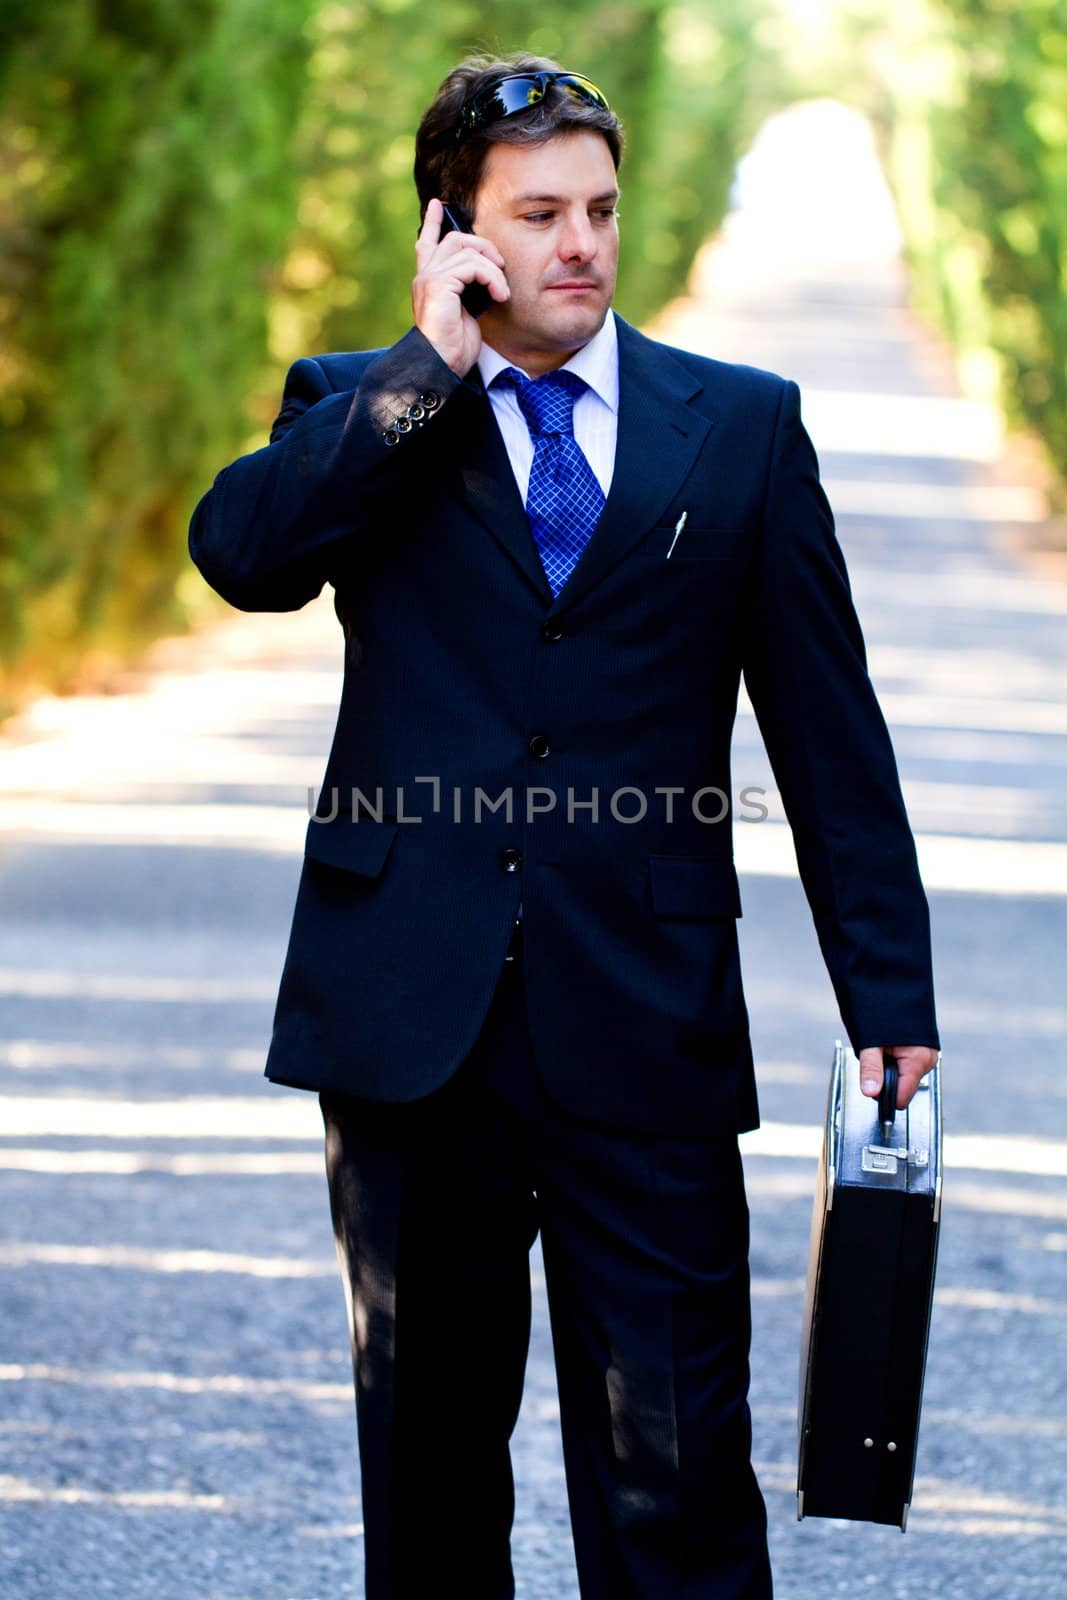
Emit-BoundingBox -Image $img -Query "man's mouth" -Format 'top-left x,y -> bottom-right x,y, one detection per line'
545,281 -> 599,292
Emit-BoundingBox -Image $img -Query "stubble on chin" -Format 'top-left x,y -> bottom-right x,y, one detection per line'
539,290 -> 611,340
482,288 -> 611,358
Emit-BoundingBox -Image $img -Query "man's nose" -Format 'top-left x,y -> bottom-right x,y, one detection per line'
559,213 -> 597,262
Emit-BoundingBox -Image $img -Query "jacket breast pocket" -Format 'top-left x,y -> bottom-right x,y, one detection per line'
651,523 -> 746,562
648,853 -> 743,919
304,811 -> 400,877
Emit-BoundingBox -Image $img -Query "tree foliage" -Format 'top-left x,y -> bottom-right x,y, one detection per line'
881,0 -> 1067,487
5,1 -> 1065,717
0,0 -> 317,704
268,1 -> 770,372
0,0 -> 770,713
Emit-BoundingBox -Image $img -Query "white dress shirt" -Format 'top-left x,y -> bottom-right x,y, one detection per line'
476,307 -> 619,502
478,310 -> 619,936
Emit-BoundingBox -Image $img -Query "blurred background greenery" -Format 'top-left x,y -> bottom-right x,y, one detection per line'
0,0 -> 1064,718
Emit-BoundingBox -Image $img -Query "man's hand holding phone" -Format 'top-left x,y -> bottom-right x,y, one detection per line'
412,197 -> 509,376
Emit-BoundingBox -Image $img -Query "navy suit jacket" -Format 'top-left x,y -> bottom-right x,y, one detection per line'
188,309 -> 940,1136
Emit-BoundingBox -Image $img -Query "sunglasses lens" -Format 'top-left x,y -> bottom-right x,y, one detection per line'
471,76 -> 544,127
556,74 -> 609,108
460,71 -> 610,137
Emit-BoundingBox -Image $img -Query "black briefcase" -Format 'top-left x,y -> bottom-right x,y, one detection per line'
797,1042 -> 943,1530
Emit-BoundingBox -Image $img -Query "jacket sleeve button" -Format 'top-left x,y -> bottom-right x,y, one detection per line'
383,428 -> 400,447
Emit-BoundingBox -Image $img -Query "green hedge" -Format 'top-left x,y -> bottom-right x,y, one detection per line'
0,0 -> 316,710
3,2 -> 1065,721
885,0 -> 1067,490
268,1 -> 772,376
0,1 -> 771,717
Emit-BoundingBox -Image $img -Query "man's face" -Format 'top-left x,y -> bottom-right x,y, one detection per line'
470,130 -> 619,362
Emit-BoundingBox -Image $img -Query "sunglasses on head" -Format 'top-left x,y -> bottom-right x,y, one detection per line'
455,71 -> 611,143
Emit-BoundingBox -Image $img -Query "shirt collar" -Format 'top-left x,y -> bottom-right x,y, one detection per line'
477,308 -> 619,414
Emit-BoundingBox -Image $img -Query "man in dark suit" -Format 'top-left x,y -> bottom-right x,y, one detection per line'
189,51 -> 940,1600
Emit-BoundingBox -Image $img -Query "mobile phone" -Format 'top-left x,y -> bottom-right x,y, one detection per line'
438,201 -> 493,318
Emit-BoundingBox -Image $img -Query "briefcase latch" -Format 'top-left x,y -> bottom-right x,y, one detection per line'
861,1143 -> 929,1175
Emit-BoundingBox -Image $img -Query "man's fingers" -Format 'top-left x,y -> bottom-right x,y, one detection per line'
414,197 -> 443,268
859,1047 -> 884,1097
894,1059 -> 929,1111
439,248 -> 509,301
433,231 -> 507,271
416,208 -> 506,275
471,254 -> 510,301
858,1045 -> 939,1107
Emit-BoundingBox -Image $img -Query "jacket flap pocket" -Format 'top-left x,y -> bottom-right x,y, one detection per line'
648,853 -> 742,919
304,812 -> 400,877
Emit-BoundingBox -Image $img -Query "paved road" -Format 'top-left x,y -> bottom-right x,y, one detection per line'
2,111 -> 1065,1599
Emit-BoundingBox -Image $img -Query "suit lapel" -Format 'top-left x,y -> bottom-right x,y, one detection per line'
448,309 -> 716,615
545,313 -> 714,618
451,367 -> 556,605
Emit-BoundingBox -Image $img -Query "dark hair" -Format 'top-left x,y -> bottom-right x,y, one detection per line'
413,52 -> 624,226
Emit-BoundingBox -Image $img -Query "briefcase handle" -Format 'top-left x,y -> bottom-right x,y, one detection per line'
878,1052 -> 899,1142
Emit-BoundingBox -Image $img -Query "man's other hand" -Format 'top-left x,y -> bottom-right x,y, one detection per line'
859,1045 -> 940,1110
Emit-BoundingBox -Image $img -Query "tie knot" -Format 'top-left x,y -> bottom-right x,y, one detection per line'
496,366 -> 588,438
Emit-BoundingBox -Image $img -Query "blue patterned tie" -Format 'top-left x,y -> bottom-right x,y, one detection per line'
494,366 -> 606,596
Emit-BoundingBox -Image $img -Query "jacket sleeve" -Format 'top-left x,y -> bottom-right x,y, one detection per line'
741,378 -> 940,1054
187,325 -> 463,612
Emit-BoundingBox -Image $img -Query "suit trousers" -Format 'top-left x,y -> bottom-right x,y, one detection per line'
319,919 -> 773,1600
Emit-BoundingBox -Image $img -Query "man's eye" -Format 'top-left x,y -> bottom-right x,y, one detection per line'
524,212 -> 553,223
595,208 -> 617,220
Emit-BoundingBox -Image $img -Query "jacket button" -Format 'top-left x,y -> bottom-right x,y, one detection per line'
541,621 -> 564,641
383,429 -> 400,447
528,734 -> 551,759
500,848 -> 524,873
420,391 -> 441,411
